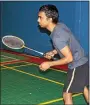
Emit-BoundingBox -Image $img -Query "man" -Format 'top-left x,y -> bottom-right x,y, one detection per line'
37,4 -> 89,105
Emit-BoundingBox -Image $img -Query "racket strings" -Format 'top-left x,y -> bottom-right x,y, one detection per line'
3,37 -> 24,49
2,35 -> 44,56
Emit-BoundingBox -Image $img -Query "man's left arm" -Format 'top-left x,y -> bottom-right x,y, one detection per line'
39,45 -> 73,71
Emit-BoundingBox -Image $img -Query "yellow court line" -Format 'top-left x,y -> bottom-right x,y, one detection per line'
30,63 -> 67,73
38,93 -> 83,105
2,65 -> 64,86
1,55 -> 19,60
1,62 -> 34,68
0,62 -> 32,69
8,63 -> 67,74
51,67 -> 67,73
14,63 -> 67,73
1,68 -> 6,70
1,53 -> 67,74
1,63 -> 66,77
19,53 -> 67,73
1,58 -> 67,73
1,59 -> 21,64
3,63 -> 33,68
1,57 -> 10,59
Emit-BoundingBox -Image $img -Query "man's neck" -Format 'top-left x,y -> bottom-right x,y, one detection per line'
46,23 -> 57,32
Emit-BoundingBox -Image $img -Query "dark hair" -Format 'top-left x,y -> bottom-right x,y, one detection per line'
39,4 -> 59,24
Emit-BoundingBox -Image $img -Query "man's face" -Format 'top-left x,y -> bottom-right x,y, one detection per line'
37,11 -> 50,28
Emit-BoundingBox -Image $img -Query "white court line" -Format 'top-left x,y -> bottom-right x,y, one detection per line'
1,55 -> 19,60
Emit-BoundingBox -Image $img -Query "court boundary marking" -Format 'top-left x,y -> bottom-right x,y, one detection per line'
1,54 -> 67,73
38,93 -> 83,105
1,60 -> 27,65
1,52 -> 84,104
1,62 -> 67,73
2,65 -> 64,86
1,57 -> 12,60
1,55 -> 19,60
1,62 -> 33,68
1,65 -> 84,104
1,49 -> 68,70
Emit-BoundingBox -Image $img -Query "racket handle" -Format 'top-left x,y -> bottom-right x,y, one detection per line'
51,56 -> 58,61
43,53 -> 58,61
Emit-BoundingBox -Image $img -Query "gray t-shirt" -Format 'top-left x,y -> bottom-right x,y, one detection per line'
50,23 -> 88,69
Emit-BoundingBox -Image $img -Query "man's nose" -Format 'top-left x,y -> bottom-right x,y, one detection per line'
37,18 -> 40,22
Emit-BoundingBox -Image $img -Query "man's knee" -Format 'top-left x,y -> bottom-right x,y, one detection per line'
63,92 -> 72,100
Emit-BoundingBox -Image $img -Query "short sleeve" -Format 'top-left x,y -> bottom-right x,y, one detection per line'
52,31 -> 69,50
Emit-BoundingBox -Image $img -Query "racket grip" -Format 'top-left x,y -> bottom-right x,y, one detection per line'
43,53 -> 57,61
51,56 -> 58,61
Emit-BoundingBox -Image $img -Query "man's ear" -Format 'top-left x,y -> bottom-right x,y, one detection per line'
49,18 -> 53,22
47,17 -> 52,22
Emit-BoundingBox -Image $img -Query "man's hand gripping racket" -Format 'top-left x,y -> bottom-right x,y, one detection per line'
2,35 -> 57,61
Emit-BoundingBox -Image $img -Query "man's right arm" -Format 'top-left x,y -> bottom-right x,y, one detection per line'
44,49 -> 57,60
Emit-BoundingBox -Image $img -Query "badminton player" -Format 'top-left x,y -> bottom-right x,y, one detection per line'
37,4 -> 89,105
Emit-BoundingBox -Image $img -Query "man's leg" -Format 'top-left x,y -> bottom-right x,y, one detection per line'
63,92 -> 73,105
83,86 -> 89,103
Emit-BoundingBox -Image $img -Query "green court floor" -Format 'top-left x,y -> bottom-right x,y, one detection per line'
1,51 -> 87,104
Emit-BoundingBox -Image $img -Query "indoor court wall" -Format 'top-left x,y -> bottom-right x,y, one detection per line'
1,1 -> 89,57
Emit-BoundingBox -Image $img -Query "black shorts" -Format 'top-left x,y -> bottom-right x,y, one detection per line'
63,61 -> 89,93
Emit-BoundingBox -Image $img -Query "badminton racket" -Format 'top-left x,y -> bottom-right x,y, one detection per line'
2,35 -> 57,60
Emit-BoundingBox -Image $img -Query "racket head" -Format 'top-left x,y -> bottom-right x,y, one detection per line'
2,35 -> 25,49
